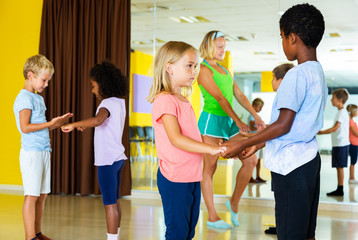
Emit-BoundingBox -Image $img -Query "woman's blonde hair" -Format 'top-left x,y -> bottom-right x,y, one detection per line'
198,30 -> 224,60
347,104 -> 358,118
147,41 -> 198,103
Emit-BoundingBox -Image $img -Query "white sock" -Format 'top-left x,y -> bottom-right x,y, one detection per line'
107,233 -> 118,240
117,228 -> 120,239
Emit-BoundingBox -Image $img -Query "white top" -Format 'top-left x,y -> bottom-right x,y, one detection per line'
94,97 -> 127,166
331,108 -> 350,147
264,61 -> 328,176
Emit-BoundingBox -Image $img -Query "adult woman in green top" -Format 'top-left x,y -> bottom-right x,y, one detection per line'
198,31 -> 265,229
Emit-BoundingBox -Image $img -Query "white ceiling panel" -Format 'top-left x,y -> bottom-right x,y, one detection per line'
131,0 -> 358,87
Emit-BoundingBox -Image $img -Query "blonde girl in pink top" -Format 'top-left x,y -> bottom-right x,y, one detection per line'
148,41 -> 226,240
347,104 -> 358,184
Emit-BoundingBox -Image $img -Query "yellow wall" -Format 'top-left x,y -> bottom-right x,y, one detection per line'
0,0 -> 44,185
190,81 -> 201,120
129,51 -> 154,126
261,71 -> 274,92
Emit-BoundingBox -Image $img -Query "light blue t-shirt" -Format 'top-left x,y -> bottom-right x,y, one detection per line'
264,61 -> 328,175
13,89 -> 51,151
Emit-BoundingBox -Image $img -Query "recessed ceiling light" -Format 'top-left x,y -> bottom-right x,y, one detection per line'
329,33 -> 341,38
180,16 -> 197,23
154,38 -> 165,43
225,36 -> 236,41
330,48 -> 353,52
146,5 -> 171,11
254,52 -> 275,55
169,16 -> 210,23
132,39 -> 166,45
225,35 -> 248,41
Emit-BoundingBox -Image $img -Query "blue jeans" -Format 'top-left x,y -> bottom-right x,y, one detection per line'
157,168 -> 201,240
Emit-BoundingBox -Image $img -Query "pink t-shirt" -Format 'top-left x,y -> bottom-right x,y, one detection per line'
349,119 -> 358,146
94,97 -> 127,166
152,94 -> 203,182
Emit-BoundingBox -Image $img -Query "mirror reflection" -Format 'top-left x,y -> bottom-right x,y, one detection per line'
129,0 -> 358,205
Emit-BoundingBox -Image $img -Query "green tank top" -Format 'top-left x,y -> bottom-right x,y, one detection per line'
199,60 -> 234,116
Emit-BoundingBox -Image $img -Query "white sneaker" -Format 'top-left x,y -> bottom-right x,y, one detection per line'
349,179 -> 358,184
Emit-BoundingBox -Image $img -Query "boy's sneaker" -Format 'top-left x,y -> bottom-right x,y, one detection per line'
349,179 -> 358,184
326,189 -> 344,196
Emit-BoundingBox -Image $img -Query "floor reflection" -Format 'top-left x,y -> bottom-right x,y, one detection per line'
131,150 -> 358,204
1,193 -> 358,240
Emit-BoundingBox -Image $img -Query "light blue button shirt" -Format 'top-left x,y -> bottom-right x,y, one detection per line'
264,61 -> 328,175
13,89 -> 51,151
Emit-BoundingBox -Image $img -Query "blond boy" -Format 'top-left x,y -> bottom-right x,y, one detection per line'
13,55 -> 72,240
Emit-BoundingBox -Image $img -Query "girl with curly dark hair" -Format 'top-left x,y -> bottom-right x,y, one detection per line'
61,61 -> 128,240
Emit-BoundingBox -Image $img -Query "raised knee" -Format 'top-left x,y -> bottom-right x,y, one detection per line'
204,164 -> 217,175
243,156 -> 258,168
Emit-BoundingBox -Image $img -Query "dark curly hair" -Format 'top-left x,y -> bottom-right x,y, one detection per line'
280,3 -> 325,48
90,61 -> 128,98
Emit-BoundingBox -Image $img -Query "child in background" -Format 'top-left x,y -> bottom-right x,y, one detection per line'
147,41 -> 226,240
271,63 -> 295,93
318,89 -> 350,196
347,104 -> 358,184
13,54 -> 72,240
264,63 -> 294,235
248,98 -> 266,183
61,61 -> 128,240
222,4 -> 327,239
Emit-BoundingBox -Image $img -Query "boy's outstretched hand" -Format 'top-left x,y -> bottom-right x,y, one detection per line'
220,141 -> 245,159
50,112 -> 73,129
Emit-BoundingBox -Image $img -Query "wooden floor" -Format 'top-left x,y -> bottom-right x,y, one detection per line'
1,191 -> 358,240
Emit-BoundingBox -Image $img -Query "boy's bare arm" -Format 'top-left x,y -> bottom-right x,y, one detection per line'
19,109 -> 73,133
317,121 -> 340,135
222,108 -> 296,158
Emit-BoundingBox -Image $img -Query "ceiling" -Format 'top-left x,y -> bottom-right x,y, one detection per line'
131,0 -> 358,87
